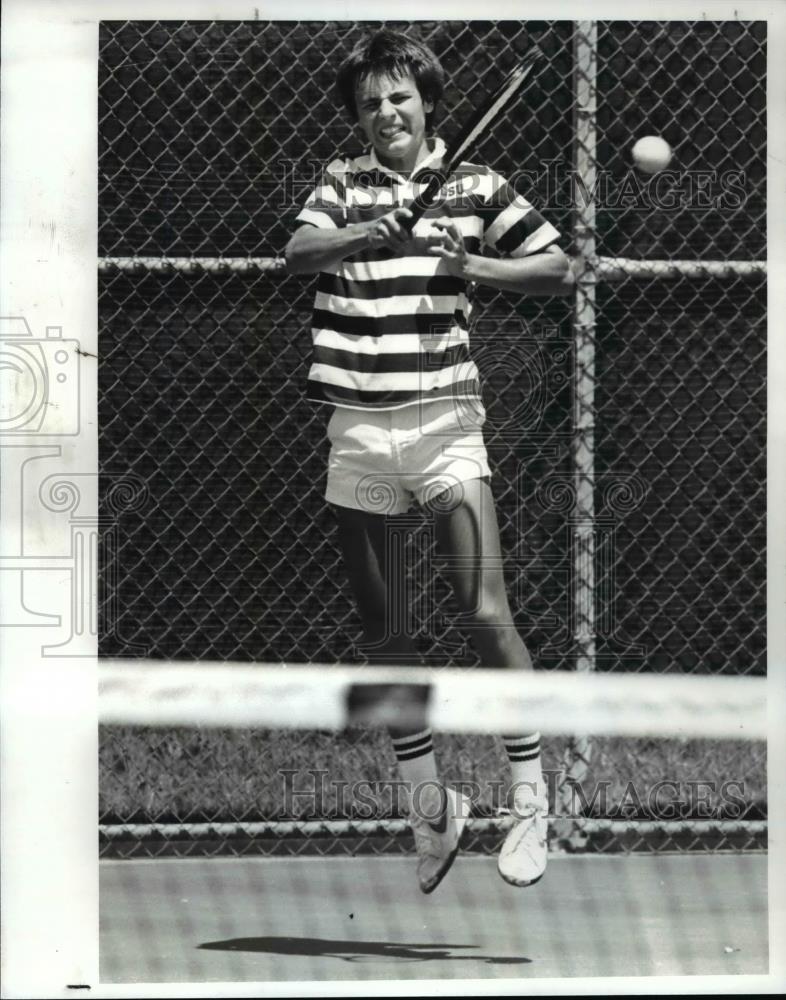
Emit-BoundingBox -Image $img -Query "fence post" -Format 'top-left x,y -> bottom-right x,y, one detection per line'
558,20 -> 598,843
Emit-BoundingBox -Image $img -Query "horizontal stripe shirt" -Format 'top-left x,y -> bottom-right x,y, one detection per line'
295,137 -> 560,410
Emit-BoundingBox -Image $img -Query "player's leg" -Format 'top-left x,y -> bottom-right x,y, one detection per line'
428,476 -> 547,886
332,504 -> 414,661
428,477 -> 530,669
332,502 -> 461,891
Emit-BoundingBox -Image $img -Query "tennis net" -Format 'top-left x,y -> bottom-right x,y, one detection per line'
99,663 -> 768,986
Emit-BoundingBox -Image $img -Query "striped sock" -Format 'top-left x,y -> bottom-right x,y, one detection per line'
391,728 -> 439,800
502,733 -> 543,804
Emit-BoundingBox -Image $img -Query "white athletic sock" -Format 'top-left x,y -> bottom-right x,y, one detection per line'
502,733 -> 544,805
391,729 -> 442,813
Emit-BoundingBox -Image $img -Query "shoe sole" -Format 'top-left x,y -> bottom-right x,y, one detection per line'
498,868 -> 546,888
497,808 -> 548,888
420,790 -> 471,895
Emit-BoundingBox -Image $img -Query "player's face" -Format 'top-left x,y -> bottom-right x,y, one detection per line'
355,70 -> 433,173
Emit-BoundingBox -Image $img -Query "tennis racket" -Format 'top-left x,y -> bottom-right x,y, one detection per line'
405,51 -> 540,230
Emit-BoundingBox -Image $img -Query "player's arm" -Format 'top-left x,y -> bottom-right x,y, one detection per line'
465,244 -> 574,296
427,219 -> 574,297
285,207 -> 414,275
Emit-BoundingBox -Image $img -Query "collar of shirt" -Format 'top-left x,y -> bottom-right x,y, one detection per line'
367,136 -> 447,194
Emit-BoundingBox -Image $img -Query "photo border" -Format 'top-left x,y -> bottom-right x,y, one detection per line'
1,1 -> 784,995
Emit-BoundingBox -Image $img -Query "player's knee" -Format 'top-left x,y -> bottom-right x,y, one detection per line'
463,596 -> 526,656
464,595 -> 513,632
471,620 -> 531,669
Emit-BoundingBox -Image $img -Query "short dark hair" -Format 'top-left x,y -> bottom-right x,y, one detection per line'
336,29 -> 444,127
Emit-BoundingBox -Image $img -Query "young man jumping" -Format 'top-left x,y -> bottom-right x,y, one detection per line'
286,28 -> 573,893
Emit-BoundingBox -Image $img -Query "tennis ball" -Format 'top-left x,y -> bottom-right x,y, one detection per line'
631,135 -> 673,174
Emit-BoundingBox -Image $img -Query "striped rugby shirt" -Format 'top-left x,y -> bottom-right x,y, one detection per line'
295,137 -> 560,410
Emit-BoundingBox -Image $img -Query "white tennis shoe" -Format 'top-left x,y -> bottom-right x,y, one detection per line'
409,785 -> 471,894
498,795 -> 548,887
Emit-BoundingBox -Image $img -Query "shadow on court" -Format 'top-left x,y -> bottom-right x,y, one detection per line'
198,936 -> 532,965
100,854 -> 768,982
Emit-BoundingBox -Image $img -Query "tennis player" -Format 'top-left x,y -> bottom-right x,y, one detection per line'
286,28 -> 573,893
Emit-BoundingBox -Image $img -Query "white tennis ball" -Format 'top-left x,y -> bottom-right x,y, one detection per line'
632,135 -> 673,174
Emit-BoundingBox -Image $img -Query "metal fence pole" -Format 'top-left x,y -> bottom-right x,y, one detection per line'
558,21 -> 598,841
573,19 -> 598,674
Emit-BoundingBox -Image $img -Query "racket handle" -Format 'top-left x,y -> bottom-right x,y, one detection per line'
403,172 -> 445,233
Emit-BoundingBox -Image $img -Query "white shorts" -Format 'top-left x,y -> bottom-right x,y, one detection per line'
325,398 -> 492,515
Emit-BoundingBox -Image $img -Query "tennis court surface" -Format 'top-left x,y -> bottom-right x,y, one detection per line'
100,850 -> 767,983
98,664 -> 768,986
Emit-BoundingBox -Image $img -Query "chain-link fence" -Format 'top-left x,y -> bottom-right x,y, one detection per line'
98,20 -> 766,857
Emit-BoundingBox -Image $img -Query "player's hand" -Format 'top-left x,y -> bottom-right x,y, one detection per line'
364,207 -> 414,250
425,218 -> 469,276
